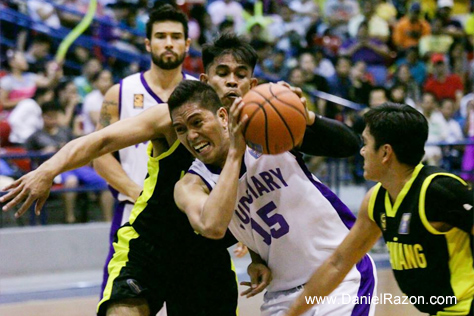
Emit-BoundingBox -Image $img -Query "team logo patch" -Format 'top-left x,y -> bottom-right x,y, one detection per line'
380,213 -> 387,231
134,94 -> 144,108
398,213 -> 411,235
247,145 -> 262,159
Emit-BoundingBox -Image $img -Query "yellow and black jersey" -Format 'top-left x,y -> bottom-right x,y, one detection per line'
369,164 -> 474,315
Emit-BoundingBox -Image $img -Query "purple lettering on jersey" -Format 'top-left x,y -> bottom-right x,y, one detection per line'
236,204 -> 250,224
247,181 -> 259,199
269,168 -> 288,187
259,171 -> 281,191
251,176 -> 270,196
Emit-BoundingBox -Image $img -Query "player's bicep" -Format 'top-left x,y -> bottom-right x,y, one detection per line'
174,174 -> 210,232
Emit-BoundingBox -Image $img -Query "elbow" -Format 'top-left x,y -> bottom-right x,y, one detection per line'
200,224 -> 227,240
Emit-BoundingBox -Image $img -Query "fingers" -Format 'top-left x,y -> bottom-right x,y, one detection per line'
16,195 -> 36,218
277,81 -> 303,98
1,183 -> 24,210
35,197 -> 48,216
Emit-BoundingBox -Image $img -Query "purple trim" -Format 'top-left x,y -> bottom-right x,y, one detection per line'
100,201 -> 127,297
108,185 -> 119,200
295,153 -> 356,229
140,72 -> 164,104
188,170 -> 213,191
353,255 -> 376,316
118,79 -> 123,119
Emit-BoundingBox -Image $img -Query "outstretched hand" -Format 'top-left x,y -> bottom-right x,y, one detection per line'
240,262 -> 272,298
228,97 -> 248,156
0,169 -> 54,218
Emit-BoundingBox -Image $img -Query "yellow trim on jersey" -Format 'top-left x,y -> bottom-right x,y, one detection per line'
97,225 -> 140,312
419,173 -> 467,235
435,296 -> 474,315
231,258 -> 239,316
129,140 -> 181,225
368,183 -> 382,222
385,164 -> 424,218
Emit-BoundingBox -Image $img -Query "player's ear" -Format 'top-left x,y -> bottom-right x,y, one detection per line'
185,38 -> 191,53
250,77 -> 258,88
200,74 -> 209,83
381,144 -> 393,163
145,38 -> 151,53
217,107 -> 229,128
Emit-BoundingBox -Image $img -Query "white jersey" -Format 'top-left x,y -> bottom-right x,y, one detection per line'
189,148 -> 376,295
115,72 -> 196,205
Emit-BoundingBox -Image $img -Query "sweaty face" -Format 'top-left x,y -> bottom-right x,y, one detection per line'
172,103 -> 229,166
201,54 -> 257,108
360,127 -> 383,181
147,21 -> 189,70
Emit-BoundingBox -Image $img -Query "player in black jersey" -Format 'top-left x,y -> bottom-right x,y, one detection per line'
1,34 -> 269,316
286,103 -> 474,316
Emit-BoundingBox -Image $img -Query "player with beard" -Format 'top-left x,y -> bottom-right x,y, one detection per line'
92,5 -> 196,304
2,33 -> 271,316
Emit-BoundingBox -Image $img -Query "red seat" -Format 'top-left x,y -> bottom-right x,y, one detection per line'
1,147 -> 31,173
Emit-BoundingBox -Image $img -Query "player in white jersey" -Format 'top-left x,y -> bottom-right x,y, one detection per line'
169,80 -> 377,316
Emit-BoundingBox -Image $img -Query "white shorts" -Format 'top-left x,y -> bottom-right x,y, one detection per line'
261,258 -> 377,316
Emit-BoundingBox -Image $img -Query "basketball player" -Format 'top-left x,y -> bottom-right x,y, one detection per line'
92,5 -> 196,299
168,80 -> 377,316
285,104 -> 474,316
1,33 -> 271,316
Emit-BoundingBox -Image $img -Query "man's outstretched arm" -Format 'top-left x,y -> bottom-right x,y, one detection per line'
286,188 -> 382,316
1,105 -> 172,217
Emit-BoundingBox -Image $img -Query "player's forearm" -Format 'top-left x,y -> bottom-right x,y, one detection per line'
286,256 -> 352,316
93,154 -> 142,202
201,150 -> 243,238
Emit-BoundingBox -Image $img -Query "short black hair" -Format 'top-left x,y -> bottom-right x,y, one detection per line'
168,80 -> 223,118
202,33 -> 258,73
146,4 -> 189,40
41,101 -> 63,114
364,103 -> 428,166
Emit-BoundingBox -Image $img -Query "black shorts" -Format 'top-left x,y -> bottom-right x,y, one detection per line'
97,224 -> 238,316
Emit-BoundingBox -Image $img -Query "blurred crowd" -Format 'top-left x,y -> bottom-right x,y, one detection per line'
0,0 -> 473,221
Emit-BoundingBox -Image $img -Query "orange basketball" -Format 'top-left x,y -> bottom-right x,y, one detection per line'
241,83 -> 306,155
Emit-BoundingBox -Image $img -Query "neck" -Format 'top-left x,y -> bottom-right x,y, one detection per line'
146,63 -> 183,90
381,164 -> 416,202
12,69 -> 22,77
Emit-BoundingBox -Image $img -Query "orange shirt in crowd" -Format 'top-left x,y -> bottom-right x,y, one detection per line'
392,16 -> 431,49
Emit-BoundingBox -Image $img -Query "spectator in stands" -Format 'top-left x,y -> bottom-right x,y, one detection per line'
368,86 -> 389,108
55,79 -> 81,131
313,47 -> 336,79
207,0 -> 245,34
389,83 -> 417,108
348,0 -> 389,43
298,51 -> 329,113
465,10 -> 474,48
263,49 -> 289,81
395,46 -> 427,86
392,2 -> 431,51
267,4 -> 307,57
287,67 -> 316,113
27,0 -> 60,32
350,60 -> 373,106
460,84 -> 474,119
424,53 -> 464,105
339,21 -> 391,85
461,99 -> 474,182
447,40 -> 471,89
7,87 -> 54,145
73,58 -> 102,101
323,0 -> 360,39
0,50 -> 61,111
435,0 -> 464,39
327,56 -> 354,120
439,98 -> 465,169
82,69 -> 114,135
24,34 -> 53,74
419,91 -> 448,166
392,63 -> 422,103
25,101 -> 113,223
419,18 -> 454,58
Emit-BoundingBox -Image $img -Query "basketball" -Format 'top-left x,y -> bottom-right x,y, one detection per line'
241,83 -> 306,155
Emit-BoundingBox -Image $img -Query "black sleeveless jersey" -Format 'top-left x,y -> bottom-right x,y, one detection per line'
369,164 -> 474,315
